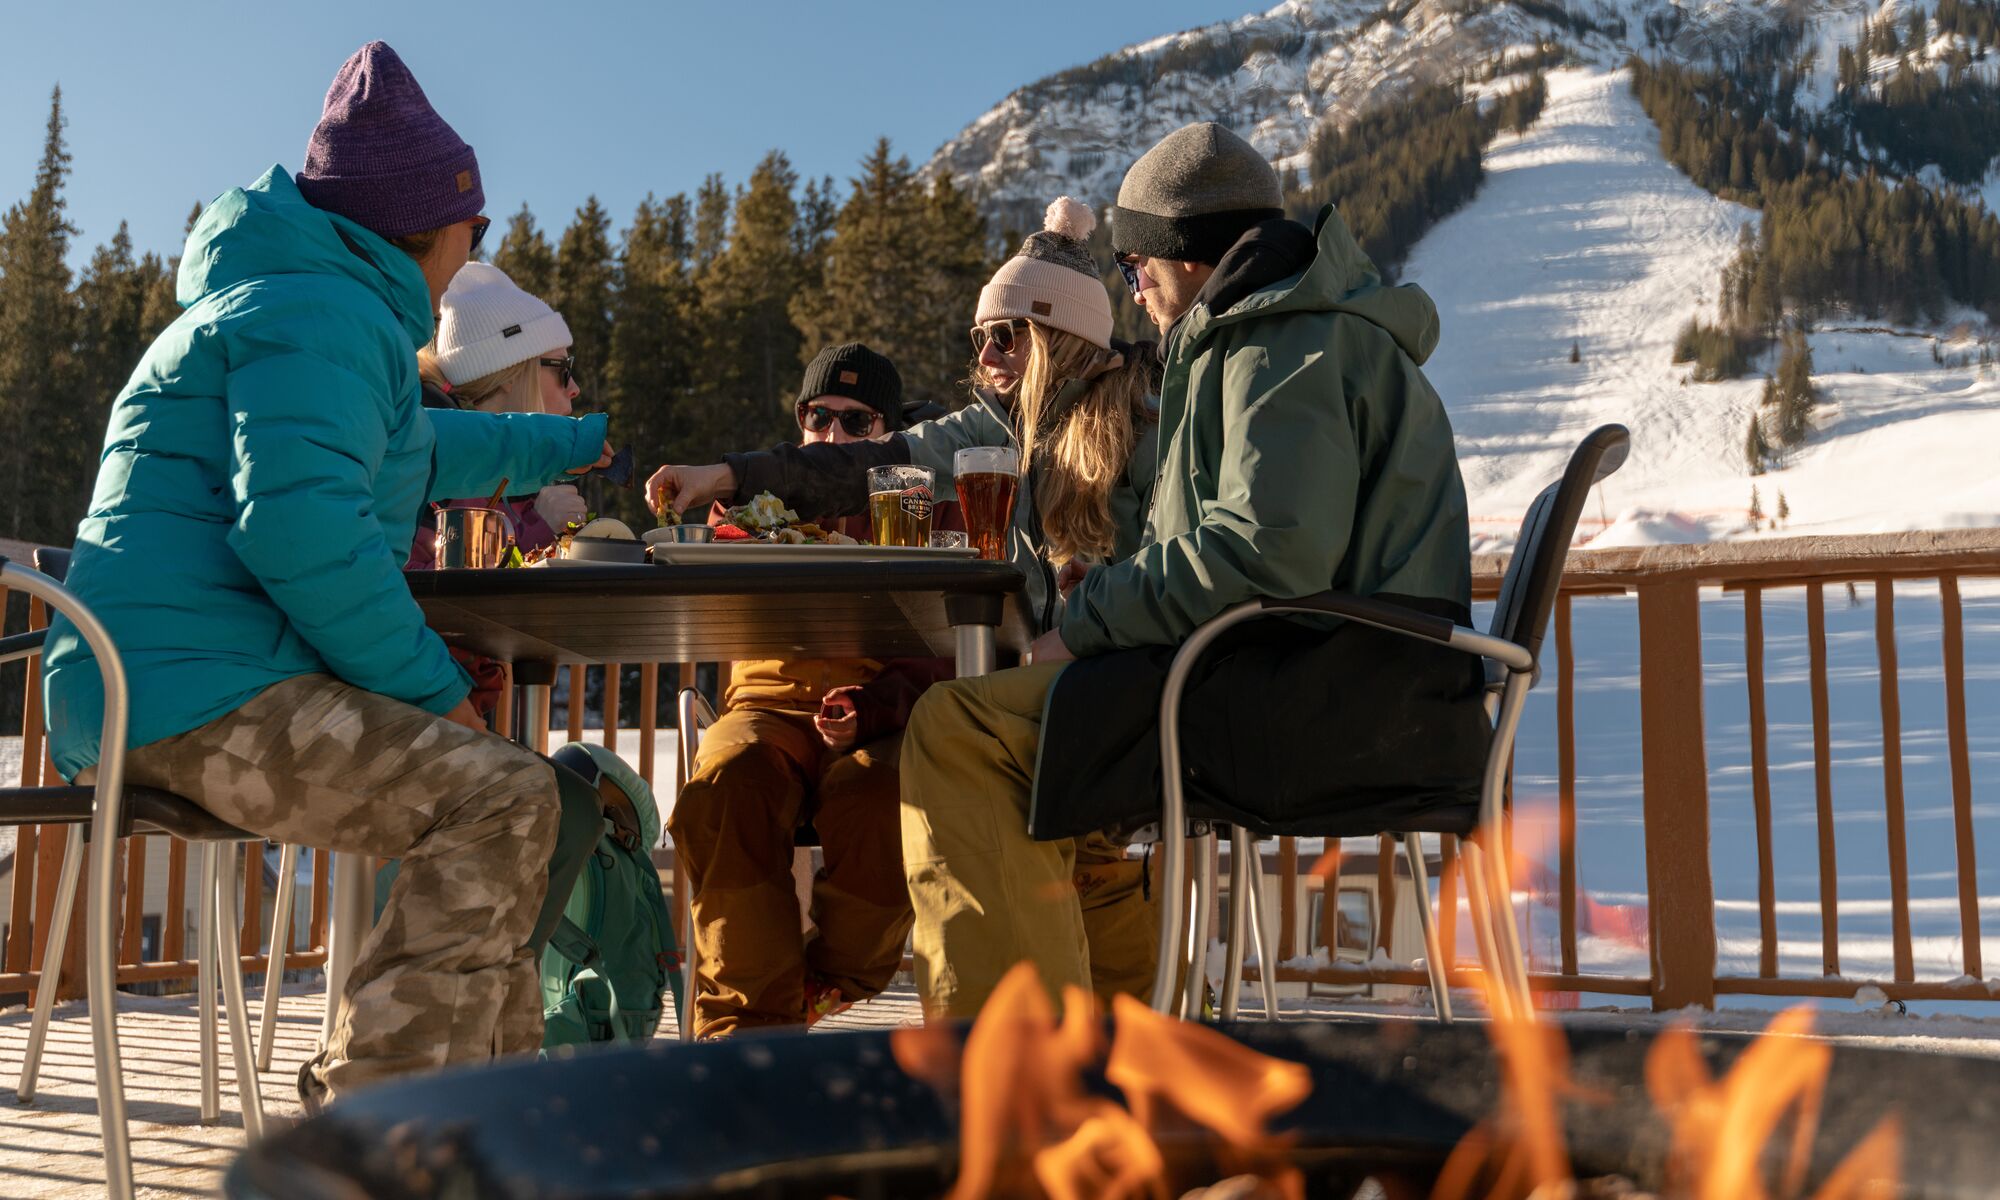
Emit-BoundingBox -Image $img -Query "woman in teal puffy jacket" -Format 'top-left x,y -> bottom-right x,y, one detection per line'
41,42 -> 613,1105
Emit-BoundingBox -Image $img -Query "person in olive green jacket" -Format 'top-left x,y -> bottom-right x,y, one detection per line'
898,122 -> 1489,1019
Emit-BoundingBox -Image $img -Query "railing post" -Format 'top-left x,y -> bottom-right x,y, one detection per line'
1636,579 -> 1716,1010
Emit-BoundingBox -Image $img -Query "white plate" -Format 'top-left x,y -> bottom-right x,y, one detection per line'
649,542 -> 980,566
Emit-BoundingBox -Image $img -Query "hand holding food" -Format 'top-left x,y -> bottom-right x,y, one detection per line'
644,463 -> 737,522
532,484 -> 589,532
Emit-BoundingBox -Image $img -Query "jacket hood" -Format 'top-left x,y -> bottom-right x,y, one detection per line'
1203,204 -> 1440,365
177,165 -> 434,348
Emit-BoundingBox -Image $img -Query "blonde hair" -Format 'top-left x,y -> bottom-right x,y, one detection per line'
1015,323 -> 1158,566
416,345 -> 542,413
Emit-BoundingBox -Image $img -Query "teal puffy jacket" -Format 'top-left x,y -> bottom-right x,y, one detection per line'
42,166 -> 606,779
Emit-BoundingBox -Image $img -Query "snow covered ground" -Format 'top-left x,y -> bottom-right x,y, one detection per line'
1406,66 -> 2000,547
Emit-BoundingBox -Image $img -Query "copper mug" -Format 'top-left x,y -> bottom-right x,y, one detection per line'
433,507 -> 514,569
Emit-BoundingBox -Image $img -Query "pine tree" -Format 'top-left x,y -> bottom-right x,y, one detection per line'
491,203 -> 556,302
139,202 -> 202,339
912,173 -> 994,409
70,222 -> 165,520
1749,484 -> 1764,521
1776,489 -> 1791,525
1569,339 -> 1582,363
691,174 -> 731,274
696,151 -> 805,455
1773,326 -> 1819,446
605,194 -> 700,521
0,87 -> 80,542
551,197 -> 616,407
1744,412 -> 1769,473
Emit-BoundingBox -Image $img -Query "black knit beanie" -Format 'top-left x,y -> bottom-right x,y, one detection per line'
796,343 -> 905,430
1111,122 -> 1285,265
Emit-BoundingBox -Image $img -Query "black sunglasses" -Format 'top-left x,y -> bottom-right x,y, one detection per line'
1115,254 -> 1144,299
538,355 -> 575,389
797,403 -> 882,438
969,318 -> 1030,356
468,215 -> 492,255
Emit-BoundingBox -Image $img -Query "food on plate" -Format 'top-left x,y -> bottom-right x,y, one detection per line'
713,492 -> 860,545
573,517 -> 636,541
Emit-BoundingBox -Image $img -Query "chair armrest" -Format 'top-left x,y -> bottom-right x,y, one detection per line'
0,627 -> 47,666
1256,592 -> 1533,673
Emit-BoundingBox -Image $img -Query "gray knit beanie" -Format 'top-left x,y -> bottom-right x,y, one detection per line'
1110,122 -> 1283,265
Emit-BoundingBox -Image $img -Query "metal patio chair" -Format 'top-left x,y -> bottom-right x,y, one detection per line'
672,685 -> 825,1041
1,550 -> 269,1200
1150,424 -> 1631,1024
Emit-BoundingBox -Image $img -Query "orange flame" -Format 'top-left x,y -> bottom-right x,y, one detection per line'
892,962 -> 1311,1200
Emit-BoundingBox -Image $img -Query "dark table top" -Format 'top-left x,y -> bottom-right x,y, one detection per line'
406,558 -> 1032,667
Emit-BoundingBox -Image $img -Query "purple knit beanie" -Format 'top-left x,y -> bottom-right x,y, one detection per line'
296,42 -> 484,239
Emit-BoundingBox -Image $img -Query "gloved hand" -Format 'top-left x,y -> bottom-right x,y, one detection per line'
533,484 -> 589,532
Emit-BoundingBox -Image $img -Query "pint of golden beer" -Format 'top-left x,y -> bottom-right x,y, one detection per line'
866,465 -> 935,547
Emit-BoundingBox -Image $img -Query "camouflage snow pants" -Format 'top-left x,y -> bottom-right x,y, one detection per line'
123,673 -> 561,1101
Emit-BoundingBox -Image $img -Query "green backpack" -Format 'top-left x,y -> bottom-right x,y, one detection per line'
539,742 -> 682,1048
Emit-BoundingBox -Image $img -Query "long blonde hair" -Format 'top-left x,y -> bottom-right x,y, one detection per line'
1015,324 -> 1158,566
417,346 -> 542,412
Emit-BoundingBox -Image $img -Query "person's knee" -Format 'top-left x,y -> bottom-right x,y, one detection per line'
666,739 -> 796,850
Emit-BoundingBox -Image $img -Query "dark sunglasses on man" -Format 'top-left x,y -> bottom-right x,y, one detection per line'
1115,254 -> 1144,300
968,318 -> 1030,356
539,355 -> 575,389
468,215 -> 492,255
797,403 -> 882,438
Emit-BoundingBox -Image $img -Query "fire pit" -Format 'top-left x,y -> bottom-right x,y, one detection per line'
227,1015 -> 1997,1199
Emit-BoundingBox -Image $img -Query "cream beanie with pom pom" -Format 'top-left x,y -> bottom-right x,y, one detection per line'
975,197 -> 1113,350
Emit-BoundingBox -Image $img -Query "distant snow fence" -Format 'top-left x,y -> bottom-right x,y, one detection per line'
11,530 -> 2000,1016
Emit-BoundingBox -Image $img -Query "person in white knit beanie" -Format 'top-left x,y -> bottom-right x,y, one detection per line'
410,262 -> 589,560
422,261 -> 579,416
969,197 -> 1158,570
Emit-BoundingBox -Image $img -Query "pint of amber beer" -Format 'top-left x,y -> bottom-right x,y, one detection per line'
866,465 -> 935,547
953,446 -> 1019,561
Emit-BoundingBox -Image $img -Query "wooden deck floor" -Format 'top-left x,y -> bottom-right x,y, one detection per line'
0,982 -> 926,1198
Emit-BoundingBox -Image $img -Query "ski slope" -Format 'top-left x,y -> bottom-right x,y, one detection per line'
1404,66 -> 2000,546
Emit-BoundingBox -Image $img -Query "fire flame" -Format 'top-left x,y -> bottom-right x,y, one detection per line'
1438,991 -> 1900,1200
891,962 -> 1310,1200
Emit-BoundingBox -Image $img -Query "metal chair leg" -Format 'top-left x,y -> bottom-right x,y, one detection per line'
1244,839 -> 1281,1021
675,688 -> 715,1041
256,843 -> 299,1071
16,824 -> 86,1102
322,852 -> 372,1044
1220,827 -> 1250,1020
1404,833 -> 1454,1023
213,845 -> 266,1139
1182,832 -> 1218,1020
196,842 -> 221,1123
1458,839 -> 1519,1023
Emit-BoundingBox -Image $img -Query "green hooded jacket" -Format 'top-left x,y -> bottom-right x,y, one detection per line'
1059,205 -> 1471,656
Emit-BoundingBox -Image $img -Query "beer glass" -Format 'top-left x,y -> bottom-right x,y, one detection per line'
867,465 -> 936,548
953,446 -> 1020,561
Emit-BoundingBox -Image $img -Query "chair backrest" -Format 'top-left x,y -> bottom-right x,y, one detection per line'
1486,425 -> 1630,663
34,546 -> 70,584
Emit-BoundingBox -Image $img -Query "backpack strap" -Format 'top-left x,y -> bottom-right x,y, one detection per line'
547,916 -> 600,969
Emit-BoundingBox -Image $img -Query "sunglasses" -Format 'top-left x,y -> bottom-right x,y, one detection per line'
969,318 -> 1031,356
468,215 -> 492,255
539,355 -> 576,389
797,403 -> 882,438
1115,254 -> 1144,299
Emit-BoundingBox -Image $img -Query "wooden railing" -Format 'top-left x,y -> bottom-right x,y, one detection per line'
1253,529 -> 2000,1010
12,529 -> 2000,1013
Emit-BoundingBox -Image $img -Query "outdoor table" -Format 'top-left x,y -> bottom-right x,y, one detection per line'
403,556 -> 1033,681
319,555 -> 1031,1010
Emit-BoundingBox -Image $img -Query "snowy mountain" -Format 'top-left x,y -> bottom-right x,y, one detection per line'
925,0 -> 1811,228
925,0 -> 2000,541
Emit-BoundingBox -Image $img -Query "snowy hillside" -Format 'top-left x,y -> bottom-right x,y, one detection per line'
925,0 -> 1808,226
1406,65 -> 2000,543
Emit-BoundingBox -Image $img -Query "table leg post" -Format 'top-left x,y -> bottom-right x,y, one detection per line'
945,593 -> 1004,679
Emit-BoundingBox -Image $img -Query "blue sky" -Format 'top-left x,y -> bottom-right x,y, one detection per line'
2,0 -> 1256,266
